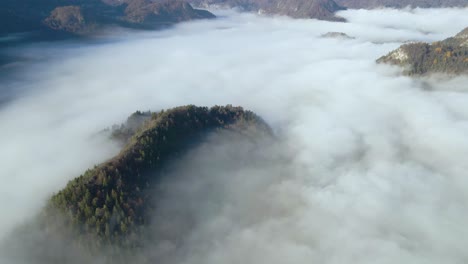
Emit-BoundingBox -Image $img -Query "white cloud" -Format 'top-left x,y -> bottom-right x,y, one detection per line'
1,7 -> 468,263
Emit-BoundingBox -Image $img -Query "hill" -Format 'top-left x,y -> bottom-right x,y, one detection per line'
377,27 -> 468,76
1,105 -> 271,263
0,0 -> 215,36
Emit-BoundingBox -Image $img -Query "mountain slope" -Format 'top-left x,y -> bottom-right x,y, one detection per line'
1,105 -> 271,263
191,0 -> 346,21
0,0 -> 215,35
264,0 -> 346,21
377,27 -> 468,76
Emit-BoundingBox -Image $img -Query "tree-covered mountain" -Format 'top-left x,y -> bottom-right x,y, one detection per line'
191,0 -> 346,21
1,105 -> 271,263
0,0 -> 215,36
335,0 -> 468,9
377,27 -> 468,76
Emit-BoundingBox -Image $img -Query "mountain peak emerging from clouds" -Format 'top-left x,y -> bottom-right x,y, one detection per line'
378,27 -> 468,76
29,105 -> 269,256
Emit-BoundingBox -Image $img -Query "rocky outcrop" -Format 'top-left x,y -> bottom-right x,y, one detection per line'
321,31 -> 355,39
43,6 -> 94,34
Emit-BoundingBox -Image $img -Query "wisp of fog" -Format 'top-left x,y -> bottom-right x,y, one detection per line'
1,7 -> 468,263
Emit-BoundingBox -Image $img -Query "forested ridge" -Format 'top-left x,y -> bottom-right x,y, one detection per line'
37,105 -> 271,256
378,27 -> 468,75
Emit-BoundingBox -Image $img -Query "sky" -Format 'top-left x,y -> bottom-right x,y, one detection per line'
1,7 -> 468,263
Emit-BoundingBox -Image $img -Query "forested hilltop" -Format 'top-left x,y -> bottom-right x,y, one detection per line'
377,27 -> 468,76
2,105 -> 272,263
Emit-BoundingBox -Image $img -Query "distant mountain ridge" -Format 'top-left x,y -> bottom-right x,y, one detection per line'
190,0 -> 468,21
191,0 -> 346,21
0,0 -> 215,36
4,0 -> 466,35
335,0 -> 468,8
378,27 -> 468,75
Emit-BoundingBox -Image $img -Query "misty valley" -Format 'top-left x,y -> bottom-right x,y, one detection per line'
1,1 -> 468,264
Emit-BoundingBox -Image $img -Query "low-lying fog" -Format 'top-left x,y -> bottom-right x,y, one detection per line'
1,7 -> 468,263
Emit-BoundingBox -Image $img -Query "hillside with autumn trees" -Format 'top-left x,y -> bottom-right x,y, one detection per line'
2,105 -> 272,264
378,27 -> 468,76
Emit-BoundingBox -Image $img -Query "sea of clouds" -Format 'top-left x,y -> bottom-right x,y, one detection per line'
1,7 -> 468,263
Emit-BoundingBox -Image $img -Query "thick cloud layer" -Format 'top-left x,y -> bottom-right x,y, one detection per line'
1,7 -> 468,263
